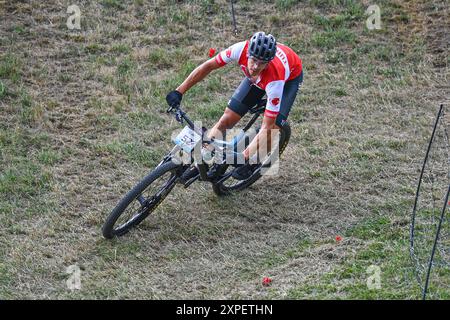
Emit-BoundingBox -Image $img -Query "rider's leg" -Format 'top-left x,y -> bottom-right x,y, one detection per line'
244,71 -> 303,161
233,72 -> 303,180
274,71 -> 303,130
208,77 -> 265,142
270,71 -> 303,150
207,107 -> 242,141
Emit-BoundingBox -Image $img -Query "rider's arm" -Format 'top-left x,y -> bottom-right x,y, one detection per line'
243,114 -> 277,160
176,41 -> 246,94
176,58 -> 222,94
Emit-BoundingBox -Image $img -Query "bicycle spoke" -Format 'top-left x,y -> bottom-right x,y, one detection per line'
116,211 -> 142,230
155,175 -> 177,197
111,168 -> 177,235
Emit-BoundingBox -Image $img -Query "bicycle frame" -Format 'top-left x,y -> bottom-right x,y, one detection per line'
162,101 -> 266,183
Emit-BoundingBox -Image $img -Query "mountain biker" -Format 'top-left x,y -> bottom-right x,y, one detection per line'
166,31 -> 303,180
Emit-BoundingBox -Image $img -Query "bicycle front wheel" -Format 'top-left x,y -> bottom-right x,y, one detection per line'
102,160 -> 180,239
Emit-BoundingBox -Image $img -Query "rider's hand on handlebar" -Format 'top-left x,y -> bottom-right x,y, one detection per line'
166,90 -> 183,107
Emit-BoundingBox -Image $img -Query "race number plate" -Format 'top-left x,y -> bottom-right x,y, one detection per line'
172,126 -> 202,153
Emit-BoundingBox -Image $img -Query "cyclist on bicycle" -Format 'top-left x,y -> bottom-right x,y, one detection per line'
166,31 -> 303,180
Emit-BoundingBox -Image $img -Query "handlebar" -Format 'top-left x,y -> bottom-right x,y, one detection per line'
166,103 -> 206,138
167,103 -> 244,168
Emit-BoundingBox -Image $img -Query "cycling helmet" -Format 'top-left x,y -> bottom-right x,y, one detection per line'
248,31 -> 277,62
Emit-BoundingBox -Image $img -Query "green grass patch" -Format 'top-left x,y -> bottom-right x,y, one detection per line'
0,128 -> 50,158
309,0 -> 364,14
20,92 -> 34,125
334,88 -> 347,96
12,25 -> 27,35
116,57 -> 136,78
288,214 -> 422,299
0,263 -> 13,295
93,141 -> 163,167
276,0 -> 298,11
198,0 -> 220,15
0,53 -> 21,83
110,43 -> 131,54
101,0 -> 125,10
17,91 -> 44,127
37,149 -> 62,166
238,237 -> 315,281
0,127 -> 55,203
0,81 -> 6,99
154,61 -> 198,99
84,43 -> 104,54
126,111 -> 162,129
148,48 -> 173,69
345,217 -> 391,240
313,13 -> 355,29
0,162 -> 52,199
312,28 -> 357,49
197,102 -> 225,121
170,8 -> 190,24
326,50 -> 346,63
179,60 -> 197,78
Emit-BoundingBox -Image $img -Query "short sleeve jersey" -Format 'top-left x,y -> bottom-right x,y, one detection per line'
214,41 -> 302,118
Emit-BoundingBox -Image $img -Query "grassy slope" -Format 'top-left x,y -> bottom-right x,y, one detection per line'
0,0 -> 448,299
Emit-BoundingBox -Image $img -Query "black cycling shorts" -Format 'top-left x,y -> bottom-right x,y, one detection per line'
228,71 -> 303,127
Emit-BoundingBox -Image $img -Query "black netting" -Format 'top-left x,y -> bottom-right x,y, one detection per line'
411,105 -> 450,300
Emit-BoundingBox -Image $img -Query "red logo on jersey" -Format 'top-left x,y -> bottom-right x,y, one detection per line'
226,49 -> 232,58
270,98 -> 280,106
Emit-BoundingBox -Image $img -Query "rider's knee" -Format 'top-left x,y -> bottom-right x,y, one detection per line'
217,117 -> 231,130
218,109 -> 240,130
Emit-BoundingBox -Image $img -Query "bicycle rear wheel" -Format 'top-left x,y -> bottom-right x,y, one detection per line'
212,122 -> 291,196
102,160 -> 180,238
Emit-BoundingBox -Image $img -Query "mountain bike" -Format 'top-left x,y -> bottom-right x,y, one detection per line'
102,99 -> 291,239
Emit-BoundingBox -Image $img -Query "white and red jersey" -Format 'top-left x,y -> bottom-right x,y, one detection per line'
214,40 -> 302,118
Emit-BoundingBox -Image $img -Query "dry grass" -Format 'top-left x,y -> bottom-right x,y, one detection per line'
0,0 -> 449,299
